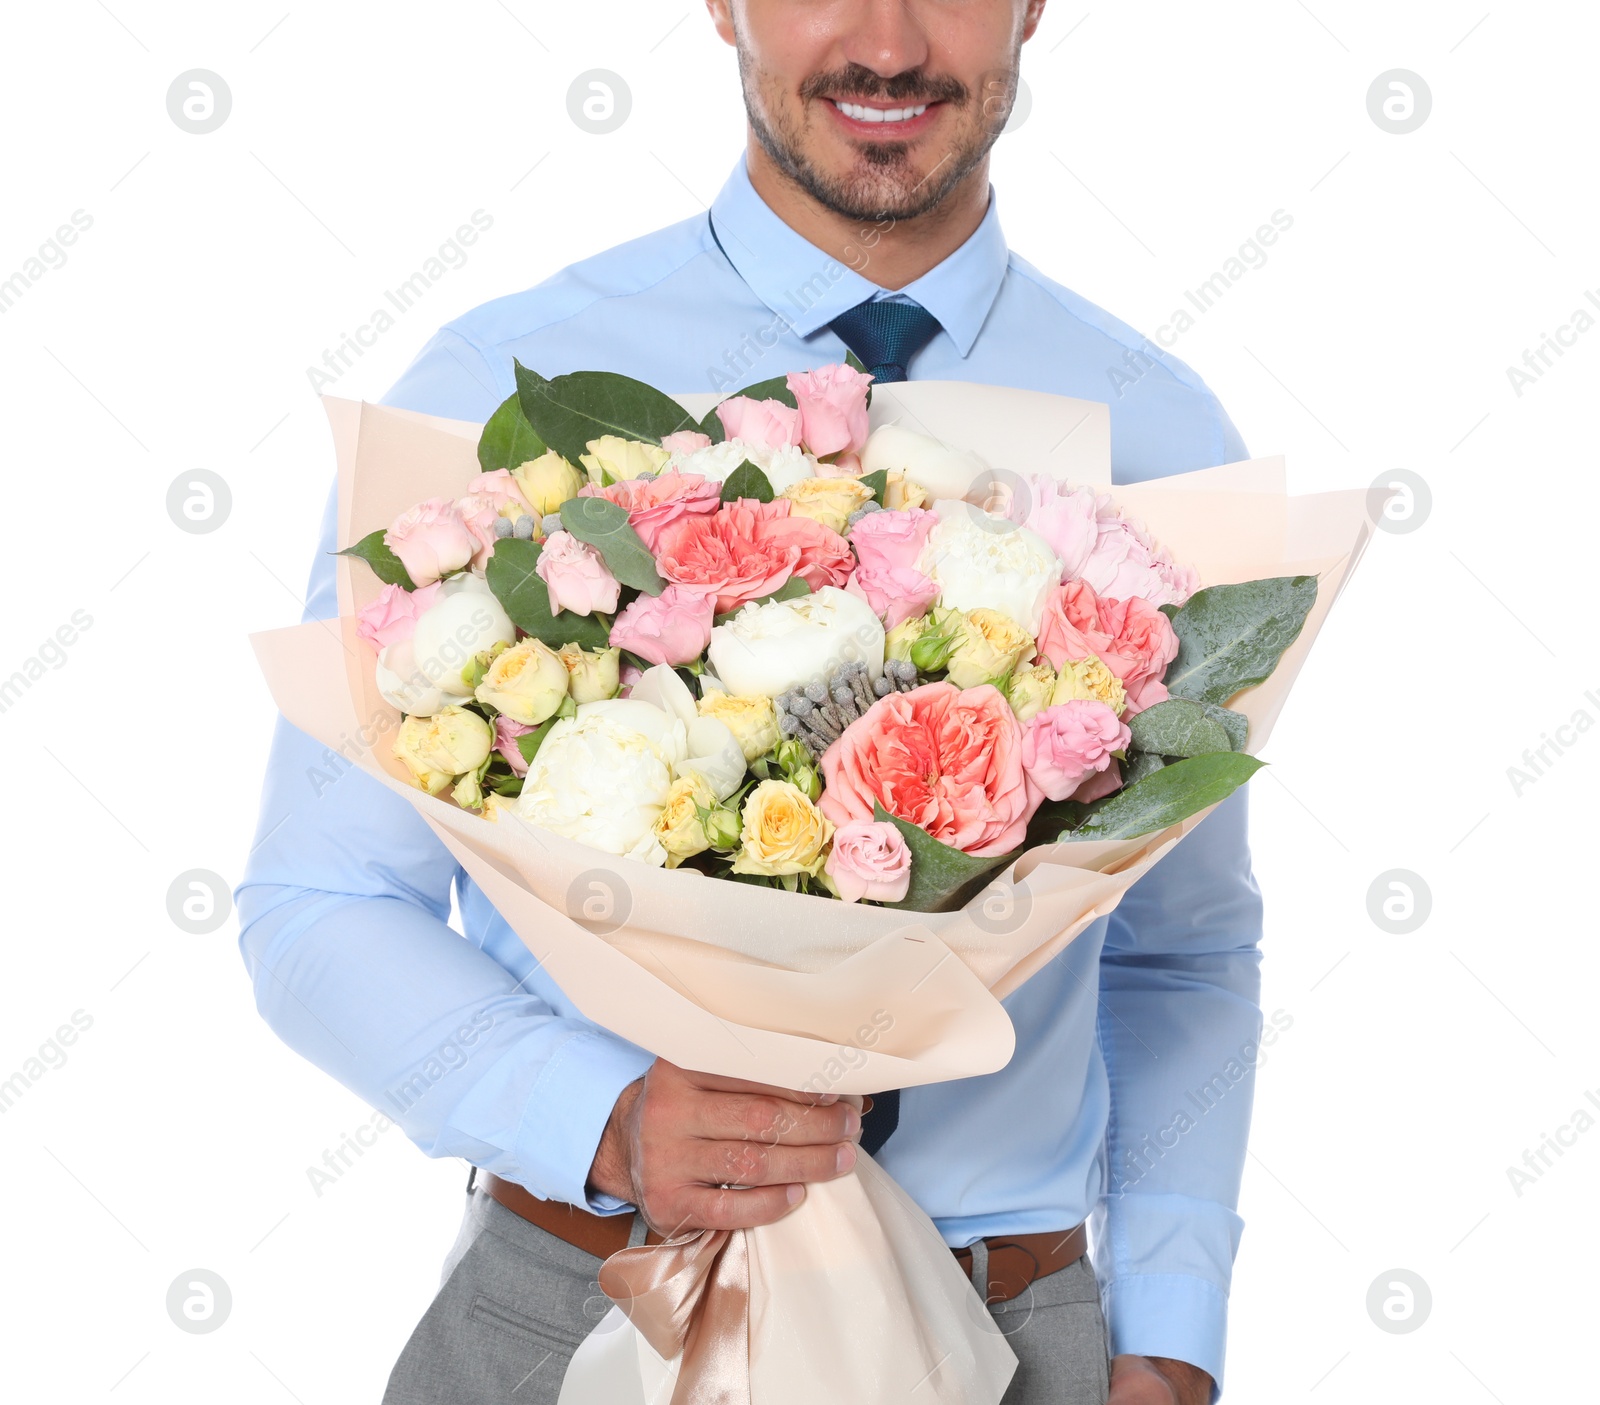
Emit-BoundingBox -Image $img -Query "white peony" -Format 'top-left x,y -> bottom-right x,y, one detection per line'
513,665 -> 745,866
669,437 -> 817,495
411,580 -> 515,696
916,499 -> 1062,635
707,585 -> 885,699
860,423 -> 989,501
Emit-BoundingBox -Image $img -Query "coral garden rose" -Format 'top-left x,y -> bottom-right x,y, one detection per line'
655,499 -> 851,614
1035,580 -> 1178,694
819,681 -> 1036,857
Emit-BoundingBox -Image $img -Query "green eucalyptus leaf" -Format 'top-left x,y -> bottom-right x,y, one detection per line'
336,529 -> 416,590
484,538 -> 612,650
1123,751 -> 1167,786
875,803 -> 1018,913
478,392 -> 547,473
720,461 -> 774,504
558,495 -> 666,596
1064,752 -> 1265,842
1127,698 -> 1233,759
1164,576 -> 1318,706
1202,702 -> 1249,751
698,403 -> 727,444
713,576 -> 810,625
514,362 -> 696,464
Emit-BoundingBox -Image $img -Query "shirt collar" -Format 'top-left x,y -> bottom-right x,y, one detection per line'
708,155 -> 1008,358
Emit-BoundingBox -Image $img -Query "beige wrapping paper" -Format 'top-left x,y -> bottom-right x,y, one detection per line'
251,386 -> 1376,1405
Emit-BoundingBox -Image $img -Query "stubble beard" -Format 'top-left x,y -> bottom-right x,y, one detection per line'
737,49 -> 1015,225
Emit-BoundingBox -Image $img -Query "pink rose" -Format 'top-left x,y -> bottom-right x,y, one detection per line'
356,580 -> 441,651
1095,595 -> 1179,692
820,681 -> 1036,857
714,396 -> 802,451
609,584 -> 715,667
849,507 -> 937,574
1024,480 -> 1100,580
495,715 -> 536,777
536,531 -> 621,616
787,363 -> 873,458
1035,579 -> 1115,671
384,497 -> 478,586
579,471 -> 723,553
825,820 -> 912,903
457,492 -> 509,570
1021,701 -> 1130,803
660,430 -> 713,456
846,564 -> 940,630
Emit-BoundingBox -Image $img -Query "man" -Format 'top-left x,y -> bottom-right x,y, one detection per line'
239,3 -> 1261,1402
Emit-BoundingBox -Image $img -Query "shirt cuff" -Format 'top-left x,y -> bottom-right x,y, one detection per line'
515,1026 -> 655,1213
1102,1271 -> 1230,1398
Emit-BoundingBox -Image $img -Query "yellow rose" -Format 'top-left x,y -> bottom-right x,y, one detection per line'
558,643 -> 621,704
1052,656 -> 1127,714
652,771 -> 719,869
475,638 -> 569,725
1006,660 -> 1058,722
511,450 -> 585,515
881,470 -> 928,511
945,609 -> 1034,691
781,477 -> 873,534
731,779 -> 834,878
580,435 -> 669,486
697,687 -> 780,762
393,707 -> 493,794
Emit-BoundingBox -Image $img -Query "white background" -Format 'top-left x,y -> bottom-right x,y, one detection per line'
3,2 -> 1596,1401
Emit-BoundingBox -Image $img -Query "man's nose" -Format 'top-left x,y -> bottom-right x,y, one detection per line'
836,0 -> 933,81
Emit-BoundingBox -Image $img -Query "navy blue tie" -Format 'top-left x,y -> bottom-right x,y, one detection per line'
829,298 -> 941,383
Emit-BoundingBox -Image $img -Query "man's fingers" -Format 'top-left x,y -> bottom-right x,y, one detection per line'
685,1091 -> 860,1146
675,1182 -> 808,1232
694,1138 -> 856,1189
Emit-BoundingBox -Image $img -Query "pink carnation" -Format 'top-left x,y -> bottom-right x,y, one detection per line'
846,564 -> 940,630
536,531 -> 621,616
714,396 -> 802,451
578,471 -> 723,553
819,681 -> 1036,857
787,363 -> 873,458
825,821 -> 912,904
609,585 -> 715,667
848,507 -> 937,574
1021,701 -> 1130,803
355,581 -> 441,651
384,497 -> 477,586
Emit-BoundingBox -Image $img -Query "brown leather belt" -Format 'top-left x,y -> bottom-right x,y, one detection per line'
480,1172 -> 1086,1305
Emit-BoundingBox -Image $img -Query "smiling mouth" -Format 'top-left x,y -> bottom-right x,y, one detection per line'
830,99 -> 932,125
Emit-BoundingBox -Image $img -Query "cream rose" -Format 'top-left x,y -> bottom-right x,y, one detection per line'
1052,655 -> 1128,714
474,638 -> 569,725
945,609 -> 1035,690
1005,660 -> 1058,722
781,476 -> 873,534
580,435 -> 669,485
557,643 -> 621,704
652,771 -> 719,868
393,707 -> 493,794
731,779 -> 834,878
697,687 -> 780,762
511,450 -> 585,515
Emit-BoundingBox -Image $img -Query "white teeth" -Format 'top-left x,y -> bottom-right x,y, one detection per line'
833,101 -> 928,124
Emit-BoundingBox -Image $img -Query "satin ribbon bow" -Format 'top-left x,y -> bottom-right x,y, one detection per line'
598,1228 -> 752,1405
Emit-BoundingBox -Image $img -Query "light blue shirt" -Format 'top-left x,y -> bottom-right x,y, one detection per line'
239,157 -> 1262,1390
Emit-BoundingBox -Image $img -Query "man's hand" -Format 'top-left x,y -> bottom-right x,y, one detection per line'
587,1058 -> 861,1235
1108,1354 -> 1213,1405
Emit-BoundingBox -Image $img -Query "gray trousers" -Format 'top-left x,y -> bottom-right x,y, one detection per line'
384,1184 -> 1110,1404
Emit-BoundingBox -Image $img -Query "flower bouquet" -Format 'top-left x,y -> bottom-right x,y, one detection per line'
253,365 -> 1375,1405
